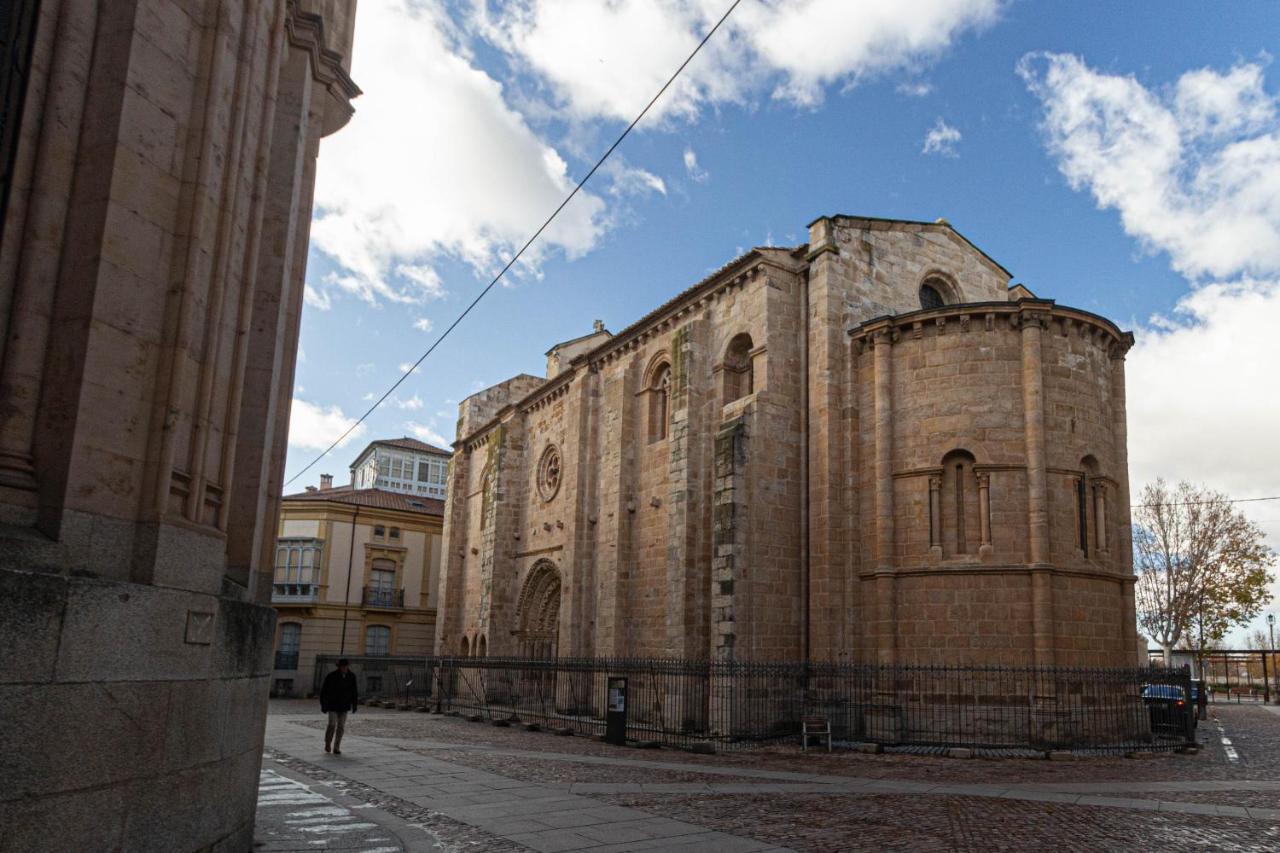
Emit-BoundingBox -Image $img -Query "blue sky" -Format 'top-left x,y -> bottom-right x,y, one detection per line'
287,1 -> 1280,640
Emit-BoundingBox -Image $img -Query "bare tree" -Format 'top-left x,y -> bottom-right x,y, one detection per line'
1245,628 -> 1270,651
1134,479 -> 1275,666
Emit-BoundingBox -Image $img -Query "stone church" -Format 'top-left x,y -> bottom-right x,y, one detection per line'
436,215 -> 1140,668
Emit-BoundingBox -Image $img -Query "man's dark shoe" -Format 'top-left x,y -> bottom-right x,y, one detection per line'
324,743 -> 331,753
333,748 -> 342,755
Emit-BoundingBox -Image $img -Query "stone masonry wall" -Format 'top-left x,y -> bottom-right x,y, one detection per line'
438,217 -> 1139,672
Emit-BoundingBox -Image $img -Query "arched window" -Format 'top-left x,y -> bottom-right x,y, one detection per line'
648,361 -> 671,442
1078,455 -> 1106,556
364,625 -> 391,657
477,634 -> 487,658
940,449 -> 977,557
722,333 -> 755,404
479,466 -> 493,529
460,635 -> 470,657
919,281 -> 946,310
276,622 -> 301,670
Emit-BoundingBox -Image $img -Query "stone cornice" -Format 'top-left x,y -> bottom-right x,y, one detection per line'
579,252 -> 804,371
849,299 -> 1134,357
859,563 -> 1135,583
285,2 -> 361,99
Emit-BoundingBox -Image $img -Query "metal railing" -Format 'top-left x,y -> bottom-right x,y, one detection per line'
274,651 -> 299,671
429,656 -> 1195,753
313,655 -> 432,703
362,586 -> 404,608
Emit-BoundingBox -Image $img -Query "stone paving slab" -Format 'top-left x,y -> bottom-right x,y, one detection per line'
267,717 -> 789,852
266,709 -> 1280,853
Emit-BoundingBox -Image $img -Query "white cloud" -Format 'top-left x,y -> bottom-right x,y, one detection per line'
921,118 -> 961,156
1126,280 -> 1280,639
406,421 -> 452,448
413,317 -> 434,333
395,393 -> 425,411
738,0 -> 1001,106
897,80 -> 933,97
288,398 -> 367,451
1127,279 -> 1280,498
606,162 -> 667,197
683,147 -> 708,182
399,362 -> 419,376
397,265 -> 448,301
308,0 -> 1002,310
1020,54 -> 1280,280
308,1 -> 606,308
477,0 -> 1002,119
303,286 -> 332,311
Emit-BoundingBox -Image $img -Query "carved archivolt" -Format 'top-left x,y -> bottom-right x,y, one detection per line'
515,560 -> 562,658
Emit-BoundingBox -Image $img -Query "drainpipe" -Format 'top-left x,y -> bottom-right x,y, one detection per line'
339,504 -> 360,655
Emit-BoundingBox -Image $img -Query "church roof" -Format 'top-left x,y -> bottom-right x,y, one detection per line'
808,214 -> 1012,278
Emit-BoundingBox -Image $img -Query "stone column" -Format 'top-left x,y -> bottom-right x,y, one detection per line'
977,472 -> 993,558
804,220 -> 851,661
1093,482 -> 1108,554
928,474 -> 942,559
1110,342 -> 1139,653
872,328 -> 896,665
1020,309 -> 1055,667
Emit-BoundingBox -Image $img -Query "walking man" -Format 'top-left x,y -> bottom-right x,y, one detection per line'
320,658 -> 359,754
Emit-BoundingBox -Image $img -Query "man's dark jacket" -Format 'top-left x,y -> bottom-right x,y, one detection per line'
320,669 -> 359,713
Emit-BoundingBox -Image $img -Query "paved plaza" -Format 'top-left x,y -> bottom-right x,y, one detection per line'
258,701 -> 1280,851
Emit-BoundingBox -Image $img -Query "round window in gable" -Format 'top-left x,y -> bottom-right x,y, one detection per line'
537,444 -> 562,502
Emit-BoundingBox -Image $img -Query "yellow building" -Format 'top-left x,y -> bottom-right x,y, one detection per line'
270,439 -> 448,696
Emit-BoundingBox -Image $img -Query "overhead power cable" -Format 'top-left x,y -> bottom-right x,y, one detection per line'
285,0 -> 743,488
1131,495 -> 1280,509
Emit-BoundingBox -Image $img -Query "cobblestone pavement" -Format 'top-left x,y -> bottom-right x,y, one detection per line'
263,700 -> 1280,851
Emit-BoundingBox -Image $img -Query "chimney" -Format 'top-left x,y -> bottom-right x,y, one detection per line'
305,485 -> 318,493
320,473 -> 333,490
593,319 -> 604,333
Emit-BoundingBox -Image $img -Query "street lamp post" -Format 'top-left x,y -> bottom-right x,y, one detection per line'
1269,614 -> 1276,702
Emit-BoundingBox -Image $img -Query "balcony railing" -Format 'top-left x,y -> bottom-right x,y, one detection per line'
362,586 -> 404,608
272,584 -> 319,603
274,651 -> 299,671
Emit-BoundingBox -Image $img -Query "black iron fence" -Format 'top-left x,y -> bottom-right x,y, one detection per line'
429,656 -> 1195,753
313,655 -> 432,705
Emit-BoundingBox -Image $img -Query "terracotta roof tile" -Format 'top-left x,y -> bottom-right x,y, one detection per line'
281,486 -> 444,516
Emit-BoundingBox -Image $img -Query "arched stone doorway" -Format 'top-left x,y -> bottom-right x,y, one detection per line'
515,561 -> 562,659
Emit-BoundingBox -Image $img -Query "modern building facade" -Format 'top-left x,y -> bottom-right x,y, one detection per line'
270,478 -> 444,696
349,437 -> 451,498
0,2 -> 358,849
437,215 -> 1140,669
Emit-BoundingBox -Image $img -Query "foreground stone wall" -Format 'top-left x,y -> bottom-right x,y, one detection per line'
0,1 -> 358,848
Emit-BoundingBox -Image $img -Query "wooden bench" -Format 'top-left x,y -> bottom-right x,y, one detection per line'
802,715 -> 831,752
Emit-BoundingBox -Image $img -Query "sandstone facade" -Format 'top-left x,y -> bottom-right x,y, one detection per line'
437,215 -> 1139,668
271,483 -> 445,697
0,2 -> 357,849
